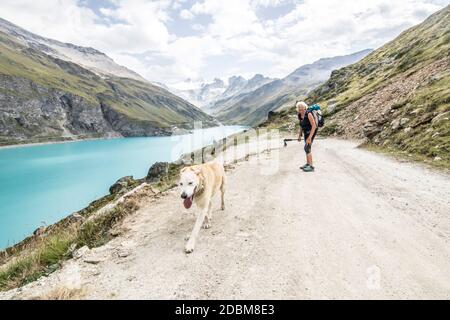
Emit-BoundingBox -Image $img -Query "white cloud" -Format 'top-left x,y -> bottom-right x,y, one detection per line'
0,0 -> 447,85
180,9 -> 195,19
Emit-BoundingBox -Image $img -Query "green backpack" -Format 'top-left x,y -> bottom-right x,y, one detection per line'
308,104 -> 324,127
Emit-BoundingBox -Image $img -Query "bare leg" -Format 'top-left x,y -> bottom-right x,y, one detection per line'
307,153 -> 313,166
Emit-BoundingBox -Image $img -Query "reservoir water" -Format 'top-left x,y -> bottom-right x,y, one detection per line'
0,126 -> 246,249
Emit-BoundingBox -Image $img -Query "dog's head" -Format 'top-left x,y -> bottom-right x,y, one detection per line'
179,166 -> 202,209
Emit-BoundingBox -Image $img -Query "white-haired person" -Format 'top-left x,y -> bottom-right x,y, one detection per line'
296,101 -> 317,172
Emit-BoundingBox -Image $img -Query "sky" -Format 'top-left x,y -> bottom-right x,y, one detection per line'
0,0 -> 448,88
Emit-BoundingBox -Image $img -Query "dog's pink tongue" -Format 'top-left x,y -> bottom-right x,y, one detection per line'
183,196 -> 193,209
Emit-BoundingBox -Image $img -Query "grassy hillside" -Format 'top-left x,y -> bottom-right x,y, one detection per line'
262,5 -> 450,168
0,31 -> 216,144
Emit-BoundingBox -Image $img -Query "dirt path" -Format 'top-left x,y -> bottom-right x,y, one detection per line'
3,138 -> 450,299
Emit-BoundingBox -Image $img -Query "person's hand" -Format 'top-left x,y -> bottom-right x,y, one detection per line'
306,137 -> 312,145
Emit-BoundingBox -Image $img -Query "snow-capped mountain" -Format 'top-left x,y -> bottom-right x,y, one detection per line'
0,17 -> 146,82
170,74 -> 275,113
214,49 -> 373,125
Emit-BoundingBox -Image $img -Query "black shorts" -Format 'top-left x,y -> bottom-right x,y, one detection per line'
303,130 -> 317,154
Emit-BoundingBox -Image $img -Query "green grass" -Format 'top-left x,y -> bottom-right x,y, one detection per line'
0,233 -> 75,290
0,203 -> 136,291
361,142 -> 450,171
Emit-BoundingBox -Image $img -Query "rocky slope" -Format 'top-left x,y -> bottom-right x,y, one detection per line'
0,19 -> 217,145
263,5 -> 449,167
214,50 -> 372,126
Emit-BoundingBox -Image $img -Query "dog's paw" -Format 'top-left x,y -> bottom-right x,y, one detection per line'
202,223 -> 211,229
184,243 -> 195,254
184,233 -> 190,241
221,205 -> 225,211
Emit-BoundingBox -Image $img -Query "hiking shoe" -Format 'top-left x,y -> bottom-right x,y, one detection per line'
302,165 -> 315,172
299,164 -> 308,170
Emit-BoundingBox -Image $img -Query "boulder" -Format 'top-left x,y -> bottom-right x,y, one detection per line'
33,226 -> 46,237
146,162 -> 169,183
326,104 -> 337,114
267,110 -> 278,120
68,212 -> 84,223
362,120 -> 382,139
391,119 -> 401,130
400,118 -> 410,126
109,176 -> 134,194
73,246 -> 90,259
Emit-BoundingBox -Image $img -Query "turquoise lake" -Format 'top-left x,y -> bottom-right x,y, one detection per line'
0,126 -> 246,249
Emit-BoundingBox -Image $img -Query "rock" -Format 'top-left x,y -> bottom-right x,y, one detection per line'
400,118 -> 410,126
146,162 -> 169,183
362,120 -> 382,139
391,119 -> 401,130
267,110 -> 278,120
67,243 -> 77,256
404,127 -> 412,133
109,176 -> 134,194
68,212 -> 84,223
117,250 -> 131,258
33,226 -> 46,237
287,123 -> 295,131
73,246 -> 90,259
326,104 -> 337,114
434,156 -> 442,161
172,158 -> 184,166
83,258 -> 103,265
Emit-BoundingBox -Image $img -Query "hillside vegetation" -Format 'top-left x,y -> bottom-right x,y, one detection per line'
263,5 -> 450,168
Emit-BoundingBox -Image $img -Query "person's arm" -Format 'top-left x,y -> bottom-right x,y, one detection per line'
306,112 -> 317,145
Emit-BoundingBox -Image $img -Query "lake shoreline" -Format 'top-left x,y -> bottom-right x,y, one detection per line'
0,125 -> 232,150
0,137 -> 116,150
0,126 -> 247,251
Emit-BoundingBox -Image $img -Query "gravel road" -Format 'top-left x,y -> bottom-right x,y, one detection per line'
3,138 -> 450,299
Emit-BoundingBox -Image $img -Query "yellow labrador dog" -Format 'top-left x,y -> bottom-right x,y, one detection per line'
179,161 -> 226,253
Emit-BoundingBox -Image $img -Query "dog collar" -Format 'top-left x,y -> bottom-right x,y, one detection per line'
195,184 -> 205,198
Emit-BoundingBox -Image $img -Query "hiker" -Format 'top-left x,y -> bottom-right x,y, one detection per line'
297,101 -> 317,172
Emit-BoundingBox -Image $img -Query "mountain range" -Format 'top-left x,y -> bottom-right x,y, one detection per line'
0,18 -> 217,145
171,74 -> 275,114
214,49 -> 372,126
